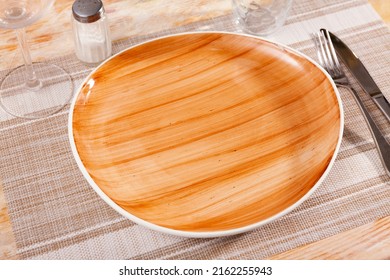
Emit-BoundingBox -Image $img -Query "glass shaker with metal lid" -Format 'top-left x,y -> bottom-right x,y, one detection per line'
71,0 -> 112,64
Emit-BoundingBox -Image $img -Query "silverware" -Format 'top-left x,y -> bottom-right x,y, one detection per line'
325,29 -> 390,122
313,29 -> 390,177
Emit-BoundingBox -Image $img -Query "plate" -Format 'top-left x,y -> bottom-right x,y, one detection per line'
69,32 -> 343,237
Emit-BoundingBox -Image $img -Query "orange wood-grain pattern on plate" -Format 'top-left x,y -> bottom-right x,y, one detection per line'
72,33 -> 341,232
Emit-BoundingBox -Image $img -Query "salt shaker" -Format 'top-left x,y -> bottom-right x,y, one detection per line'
71,0 -> 112,64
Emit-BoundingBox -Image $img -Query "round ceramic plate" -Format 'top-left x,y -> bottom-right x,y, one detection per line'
69,32 -> 343,238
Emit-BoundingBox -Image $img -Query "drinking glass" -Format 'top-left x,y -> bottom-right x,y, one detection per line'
232,0 -> 293,36
0,0 -> 73,119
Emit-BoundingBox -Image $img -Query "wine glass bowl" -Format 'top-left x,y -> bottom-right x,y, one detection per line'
0,0 -> 54,29
0,0 -> 73,119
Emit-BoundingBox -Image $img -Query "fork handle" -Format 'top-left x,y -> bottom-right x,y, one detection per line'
340,85 -> 390,176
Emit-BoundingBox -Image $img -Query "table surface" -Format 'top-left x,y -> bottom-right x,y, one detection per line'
0,0 -> 389,260
370,0 -> 390,26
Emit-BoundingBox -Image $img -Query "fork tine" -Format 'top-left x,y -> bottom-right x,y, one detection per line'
312,32 -> 325,69
313,31 -> 330,73
320,30 -> 338,76
322,29 -> 343,76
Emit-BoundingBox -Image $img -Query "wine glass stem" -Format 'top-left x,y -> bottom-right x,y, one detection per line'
15,28 -> 42,90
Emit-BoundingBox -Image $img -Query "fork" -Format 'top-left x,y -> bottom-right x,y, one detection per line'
313,29 -> 390,176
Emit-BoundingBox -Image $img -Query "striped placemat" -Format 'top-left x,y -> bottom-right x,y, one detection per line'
0,0 -> 389,259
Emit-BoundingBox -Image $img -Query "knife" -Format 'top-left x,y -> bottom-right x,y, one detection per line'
325,29 -> 390,122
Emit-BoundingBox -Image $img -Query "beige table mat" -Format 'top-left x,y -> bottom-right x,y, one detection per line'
0,0 -> 389,259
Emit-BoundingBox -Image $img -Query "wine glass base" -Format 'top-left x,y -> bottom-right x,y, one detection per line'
0,62 -> 73,119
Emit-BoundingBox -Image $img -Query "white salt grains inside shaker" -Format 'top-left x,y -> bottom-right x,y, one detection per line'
72,0 -> 112,64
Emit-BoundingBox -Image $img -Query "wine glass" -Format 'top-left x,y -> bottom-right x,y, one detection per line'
0,0 -> 73,119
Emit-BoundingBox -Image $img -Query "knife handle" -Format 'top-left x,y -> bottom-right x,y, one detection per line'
341,85 -> 390,177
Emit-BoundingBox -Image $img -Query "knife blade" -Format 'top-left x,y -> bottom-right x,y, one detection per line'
325,29 -> 390,122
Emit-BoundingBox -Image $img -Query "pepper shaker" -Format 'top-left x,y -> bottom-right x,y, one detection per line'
71,0 -> 112,64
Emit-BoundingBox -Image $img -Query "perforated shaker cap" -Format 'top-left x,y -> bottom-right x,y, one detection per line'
72,0 -> 105,23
